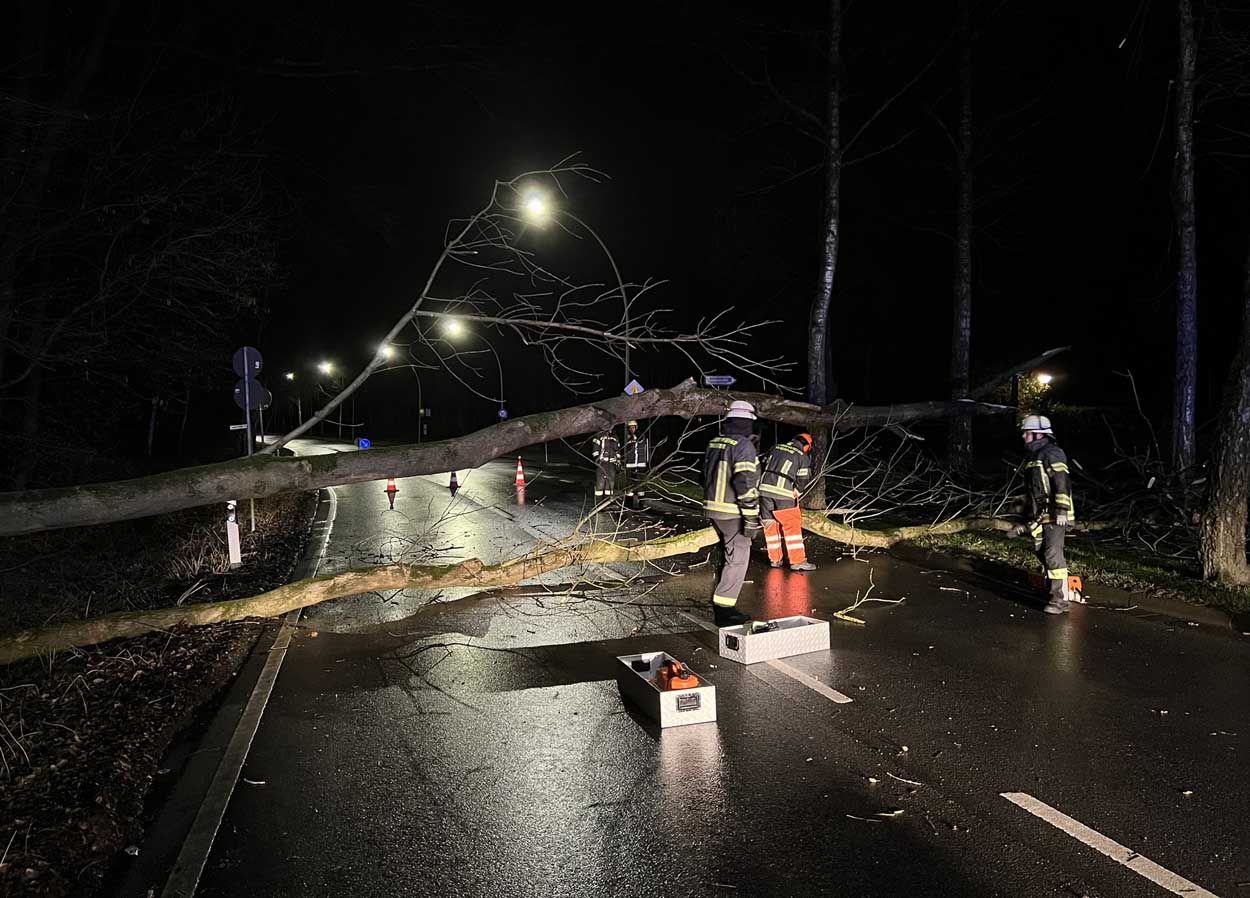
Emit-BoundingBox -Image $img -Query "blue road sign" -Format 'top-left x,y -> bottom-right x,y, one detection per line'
703,375 -> 736,387
624,379 -> 645,395
356,437 -> 372,449
498,408 -> 509,419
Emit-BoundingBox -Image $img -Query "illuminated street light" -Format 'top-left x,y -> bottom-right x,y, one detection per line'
318,361 -> 334,376
284,372 -> 295,381
1036,372 -> 1053,386
378,344 -> 396,361
516,187 -> 631,389
443,318 -> 464,338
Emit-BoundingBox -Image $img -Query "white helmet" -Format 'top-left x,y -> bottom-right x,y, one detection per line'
1020,414 -> 1053,434
725,400 -> 757,420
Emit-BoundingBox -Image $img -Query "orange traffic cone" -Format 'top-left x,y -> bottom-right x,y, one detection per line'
449,471 -> 459,494
384,477 -> 398,510
515,456 -> 525,488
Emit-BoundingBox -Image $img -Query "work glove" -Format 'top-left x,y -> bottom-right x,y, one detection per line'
742,518 -> 762,540
1054,513 -> 1069,528
1007,523 -> 1028,538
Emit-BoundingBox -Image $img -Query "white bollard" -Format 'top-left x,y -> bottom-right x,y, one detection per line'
226,500 -> 242,568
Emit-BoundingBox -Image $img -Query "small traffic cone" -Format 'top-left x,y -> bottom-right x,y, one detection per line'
384,477 -> 398,510
515,456 -> 525,488
449,471 -> 459,495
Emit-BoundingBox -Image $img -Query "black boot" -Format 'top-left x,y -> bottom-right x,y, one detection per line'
1043,580 -> 1070,615
713,604 -> 752,627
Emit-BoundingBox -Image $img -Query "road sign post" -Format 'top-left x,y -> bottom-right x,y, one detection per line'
225,500 -> 242,568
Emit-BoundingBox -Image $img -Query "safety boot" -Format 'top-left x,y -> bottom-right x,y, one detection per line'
790,562 -> 817,572
769,561 -> 785,569
1043,579 -> 1070,615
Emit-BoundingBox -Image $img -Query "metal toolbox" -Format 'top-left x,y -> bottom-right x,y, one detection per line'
718,615 -> 830,665
615,651 -> 717,728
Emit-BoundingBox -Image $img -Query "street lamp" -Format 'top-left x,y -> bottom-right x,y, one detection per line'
517,187 -> 631,391
377,344 -> 396,361
1036,372 -> 1054,386
318,360 -> 334,376
284,372 -> 295,381
284,372 -> 301,425
441,321 -> 505,418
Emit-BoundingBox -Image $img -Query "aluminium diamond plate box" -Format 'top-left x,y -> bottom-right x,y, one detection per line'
615,651 -> 717,728
718,615 -> 830,665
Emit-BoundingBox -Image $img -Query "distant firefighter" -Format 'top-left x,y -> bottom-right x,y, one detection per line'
759,432 -> 816,572
1010,415 -> 1078,614
703,400 -> 761,627
591,430 -> 621,500
623,420 -> 651,510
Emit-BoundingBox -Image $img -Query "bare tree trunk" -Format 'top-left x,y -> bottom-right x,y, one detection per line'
1199,238 -> 1250,585
805,0 -> 842,509
948,0 -> 975,472
1173,0 -> 1199,471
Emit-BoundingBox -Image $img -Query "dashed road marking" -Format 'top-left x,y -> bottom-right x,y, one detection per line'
1001,792 -> 1221,898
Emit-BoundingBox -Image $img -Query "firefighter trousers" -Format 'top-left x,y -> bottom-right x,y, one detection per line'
625,465 -> 647,508
711,518 -> 753,608
594,462 -> 617,498
1033,523 -> 1068,601
760,500 -> 806,565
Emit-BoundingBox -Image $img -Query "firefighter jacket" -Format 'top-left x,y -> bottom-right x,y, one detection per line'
592,433 -> 620,465
703,421 -> 760,522
1024,438 -> 1075,524
624,434 -> 650,469
759,439 -> 812,507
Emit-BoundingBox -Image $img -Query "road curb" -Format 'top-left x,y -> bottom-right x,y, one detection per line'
112,488 -> 335,898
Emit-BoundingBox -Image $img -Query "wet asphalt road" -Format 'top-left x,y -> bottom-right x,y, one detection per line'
170,440 -> 1248,897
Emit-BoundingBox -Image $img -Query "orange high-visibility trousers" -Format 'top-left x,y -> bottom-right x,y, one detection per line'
763,505 -> 807,565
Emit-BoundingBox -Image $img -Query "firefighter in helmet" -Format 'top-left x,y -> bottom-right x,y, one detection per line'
623,420 -> 650,510
759,432 -> 817,571
1011,414 -> 1077,614
591,430 -> 621,500
703,400 -> 761,626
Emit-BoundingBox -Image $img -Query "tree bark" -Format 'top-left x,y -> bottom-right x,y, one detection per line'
947,0 -> 975,471
806,0 -> 843,509
1172,0 -> 1199,471
0,378 -> 1029,537
1199,238 -> 1250,585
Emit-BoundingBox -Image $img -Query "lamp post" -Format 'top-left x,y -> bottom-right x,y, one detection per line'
519,190 -> 630,391
441,319 -> 505,420
285,372 -> 301,426
317,360 -> 342,438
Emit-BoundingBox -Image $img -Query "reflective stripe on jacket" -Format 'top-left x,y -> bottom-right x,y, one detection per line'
624,436 -> 650,469
592,434 -> 620,464
1025,439 -> 1075,523
703,434 -> 760,521
759,440 -> 811,504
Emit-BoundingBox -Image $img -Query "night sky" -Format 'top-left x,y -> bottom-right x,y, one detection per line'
9,0 -> 1250,455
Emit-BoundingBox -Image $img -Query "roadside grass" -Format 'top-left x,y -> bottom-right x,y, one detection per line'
915,530 -> 1250,614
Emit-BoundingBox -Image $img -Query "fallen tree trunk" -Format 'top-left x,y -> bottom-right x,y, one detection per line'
0,510 -> 1117,664
0,528 -> 720,664
0,377 -> 1020,537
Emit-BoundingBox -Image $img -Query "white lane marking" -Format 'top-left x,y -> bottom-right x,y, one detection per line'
765,658 -> 854,703
161,488 -> 337,898
1000,792 -> 1221,898
677,611 -> 852,705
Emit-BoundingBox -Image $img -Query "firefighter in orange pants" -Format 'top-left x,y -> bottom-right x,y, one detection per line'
759,432 -> 817,572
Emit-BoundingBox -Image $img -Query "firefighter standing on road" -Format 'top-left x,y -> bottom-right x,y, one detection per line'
759,432 -> 817,572
1011,414 -> 1077,615
591,430 -> 621,500
703,400 -> 761,626
623,420 -> 650,510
